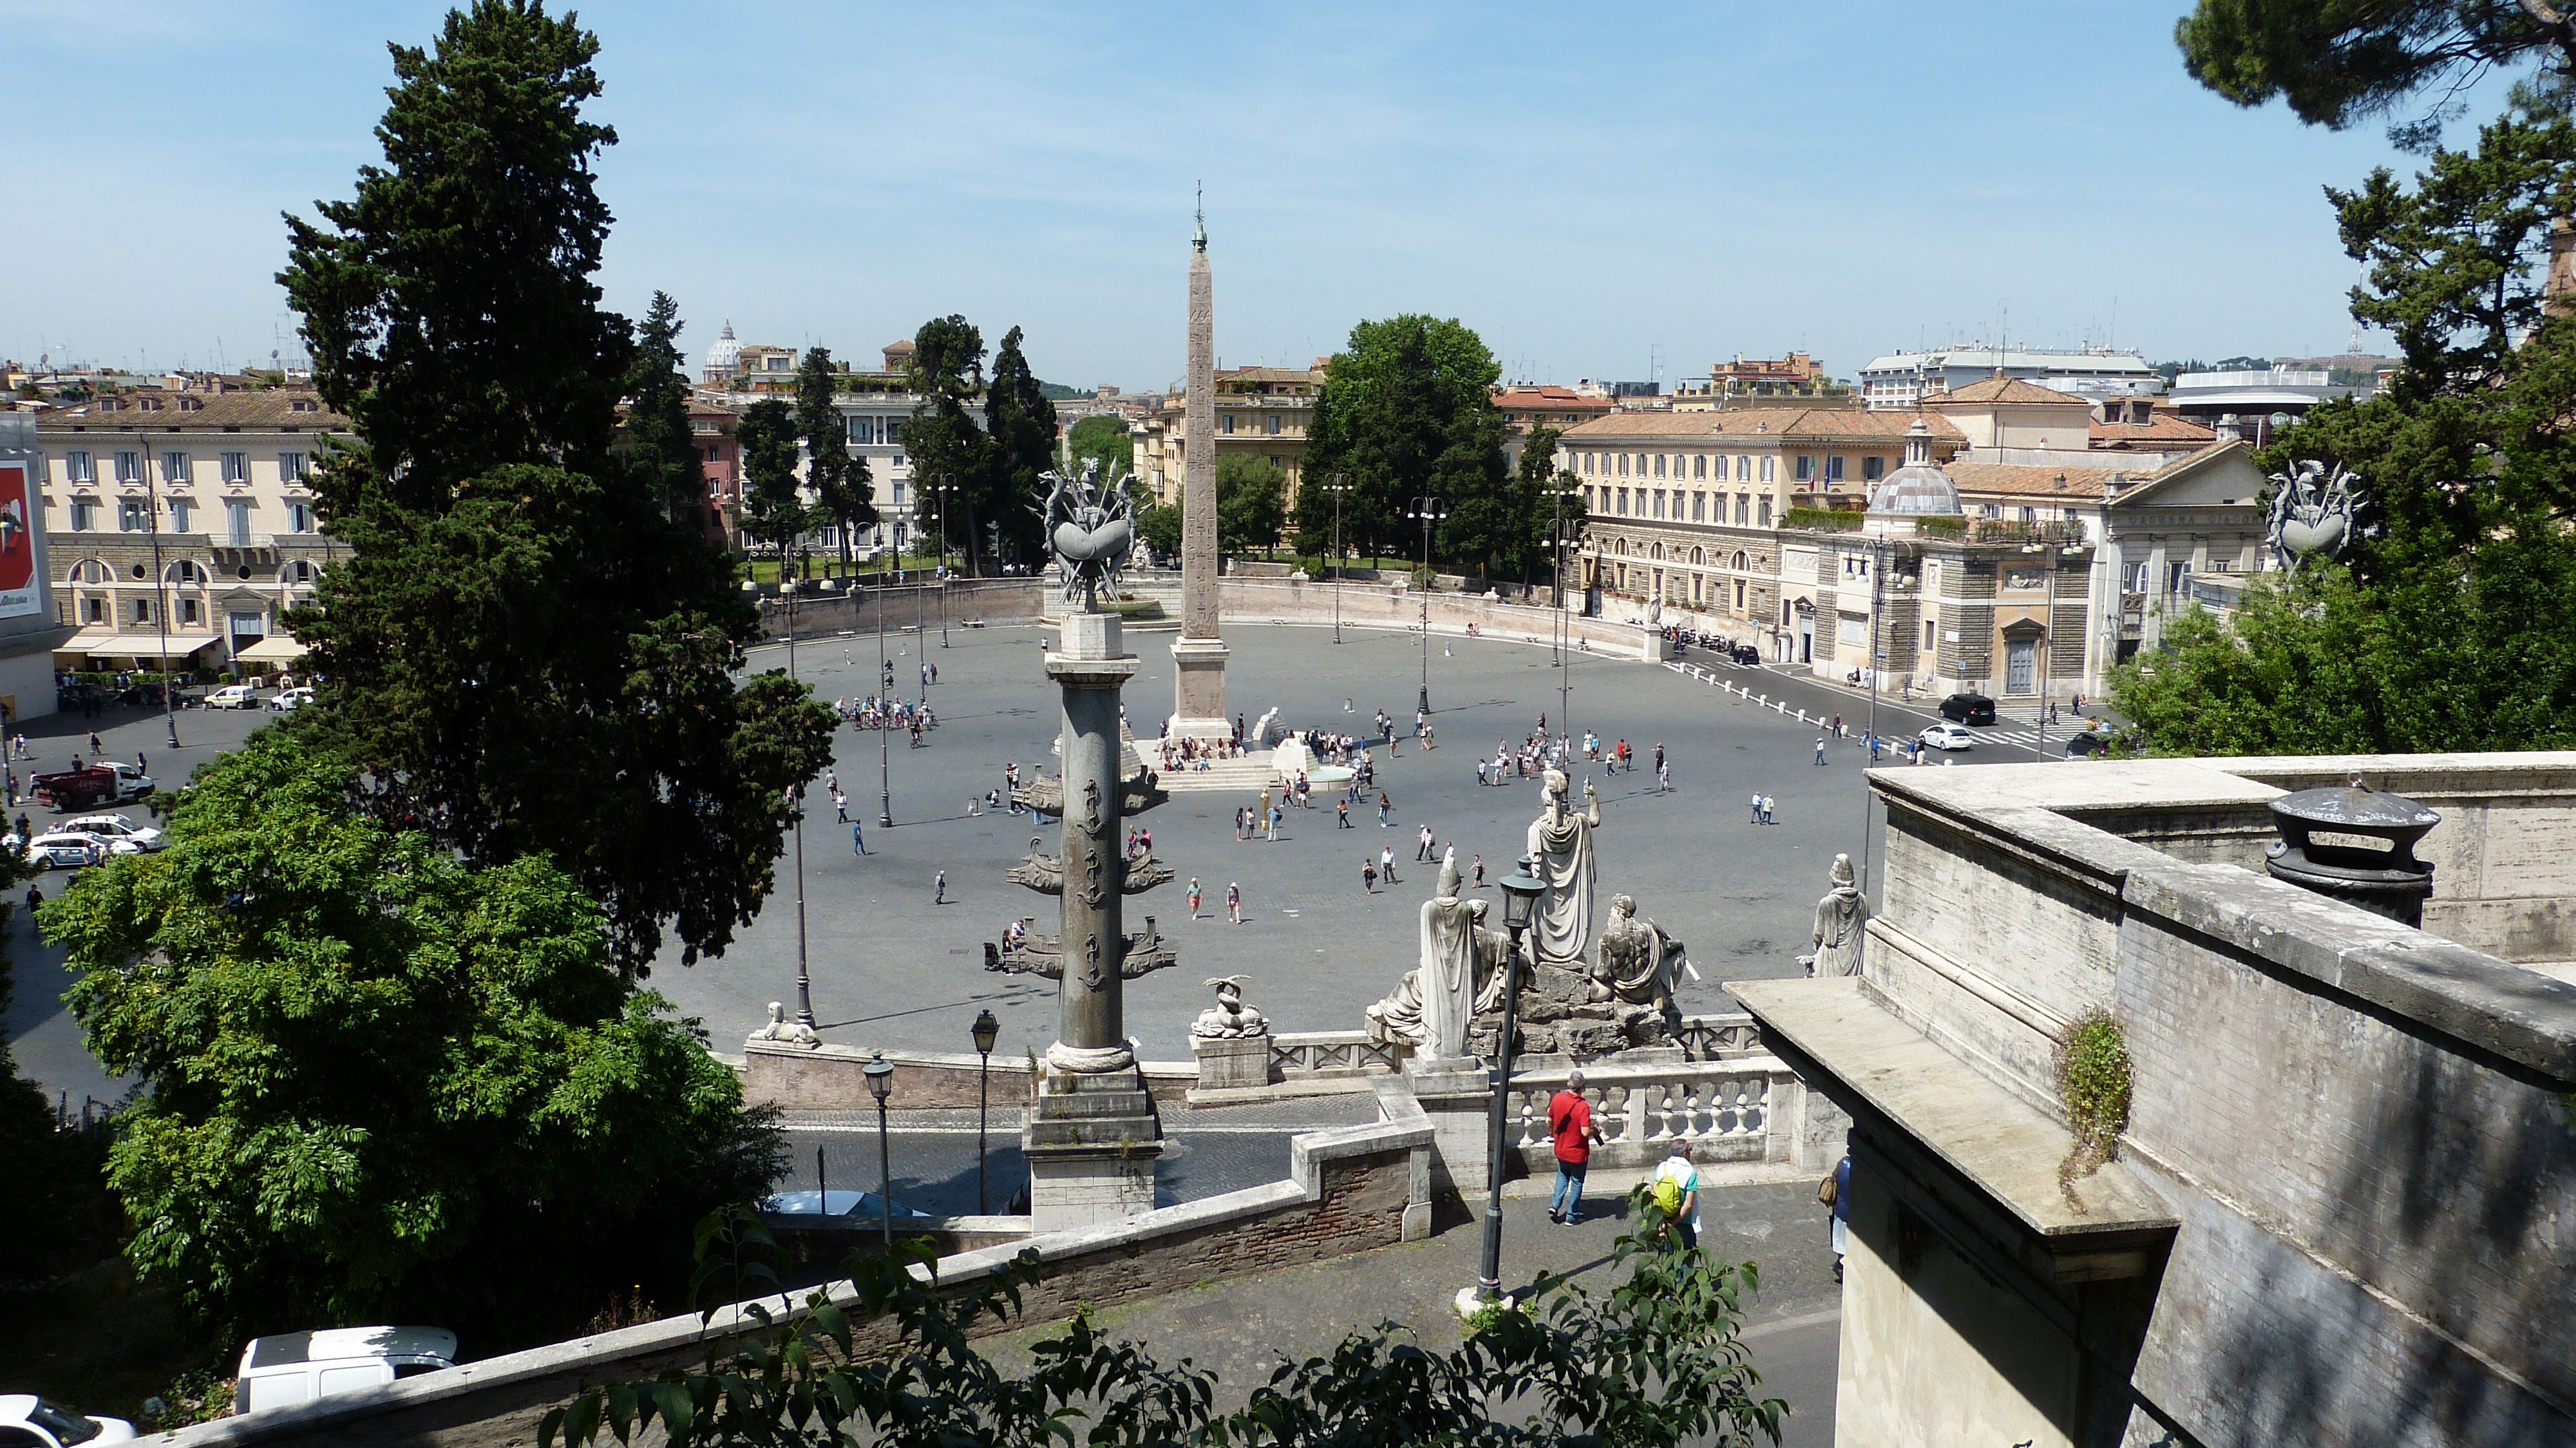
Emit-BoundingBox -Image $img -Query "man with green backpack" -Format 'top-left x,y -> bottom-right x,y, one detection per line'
1650,1139 -> 1701,1250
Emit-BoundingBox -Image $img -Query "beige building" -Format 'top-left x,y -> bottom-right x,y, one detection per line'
1558,408 -> 1965,649
32,387 -> 343,675
1130,365 -> 1323,510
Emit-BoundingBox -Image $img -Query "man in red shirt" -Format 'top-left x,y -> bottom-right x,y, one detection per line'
1548,1071 -> 1605,1224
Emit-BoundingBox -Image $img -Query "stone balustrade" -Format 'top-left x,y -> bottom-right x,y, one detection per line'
1271,1029 -> 1406,1078
1500,1056 -> 1803,1172
1672,1012 -> 1764,1060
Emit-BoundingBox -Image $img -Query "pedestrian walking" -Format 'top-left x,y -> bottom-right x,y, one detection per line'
1378,792 -> 1392,827
1750,791 -> 1763,824
933,870 -> 947,904
23,884 -> 39,915
1379,844 -> 1399,886
1824,1148 -> 1853,1281
833,789 -> 849,823
1188,877 -> 1203,918
1617,739 -> 1631,774
1338,798 -> 1352,828
1651,1139 -> 1702,1250
1815,736 -> 1828,766
1416,824 -> 1434,861
1362,857 -> 1378,893
1471,854 -> 1485,888
1761,793 -> 1776,825
1656,759 -> 1671,794
136,750 -> 147,774
1653,741 -> 1665,776
1547,1071 -> 1604,1224
88,730 -> 102,755
1227,881 -> 1243,925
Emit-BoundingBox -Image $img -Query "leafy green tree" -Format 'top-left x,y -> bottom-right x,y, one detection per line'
737,398 -> 806,558
1065,412 -> 1135,488
902,315 -> 991,572
2177,0 -> 2576,143
622,291 -> 704,513
1135,502 -> 1182,562
793,347 -> 873,571
1216,452 -> 1287,555
546,1196 -> 1784,1447
277,1 -> 835,973
2114,110 -> 2576,754
1299,316 -> 1507,570
1503,423 -> 1590,586
982,327 -> 1057,573
52,732 -> 781,1342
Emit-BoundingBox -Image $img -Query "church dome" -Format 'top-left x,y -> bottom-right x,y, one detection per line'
703,321 -> 741,380
1868,419 -> 1962,517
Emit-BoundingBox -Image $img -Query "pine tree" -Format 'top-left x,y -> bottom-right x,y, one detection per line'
982,327 -> 1057,573
623,292 -> 704,515
902,315 -> 990,572
795,347 -> 873,571
276,0 -> 833,973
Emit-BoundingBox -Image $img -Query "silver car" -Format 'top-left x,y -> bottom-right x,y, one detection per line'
1919,722 -> 1976,752
61,814 -> 166,852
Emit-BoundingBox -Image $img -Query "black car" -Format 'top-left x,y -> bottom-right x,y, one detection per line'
1733,645 -> 1761,666
1940,692 -> 1998,725
2065,730 -> 2110,758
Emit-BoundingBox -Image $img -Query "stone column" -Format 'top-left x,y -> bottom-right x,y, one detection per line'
1025,610 -> 1165,1228
1170,213 -> 1231,739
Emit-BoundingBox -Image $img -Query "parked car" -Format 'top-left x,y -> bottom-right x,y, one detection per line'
23,831 -> 108,870
204,684 -> 260,710
267,687 -> 316,712
60,814 -> 166,852
1732,645 -> 1761,666
234,1327 -> 459,1417
758,1188 -> 936,1221
1938,692 -> 1998,725
0,1395 -> 135,1445
2065,730 -> 2110,758
28,762 -> 154,809
1920,722 -> 1976,752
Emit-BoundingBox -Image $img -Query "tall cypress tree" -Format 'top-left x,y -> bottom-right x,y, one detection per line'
624,291 -> 704,515
277,0 -> 833,974
982,327 -> 1057,572
902,315 -> 990,572
794,347 -> 873,571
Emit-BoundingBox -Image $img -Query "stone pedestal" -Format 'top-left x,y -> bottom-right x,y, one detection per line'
1168,638 -> 1231,740
1024,1063 -> 1164,1230
1191,1034 -> 1271,1092
1402,1054 -> 1495,1200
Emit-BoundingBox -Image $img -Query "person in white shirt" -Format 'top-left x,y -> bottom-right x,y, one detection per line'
1651,1139 -> 1701,1250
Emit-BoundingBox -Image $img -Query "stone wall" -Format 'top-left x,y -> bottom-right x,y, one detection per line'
758,576 -> 1045,642
158,1101 -> 1434,1448
741,1041 -> 1197,1111
1215,578 -> 1657,660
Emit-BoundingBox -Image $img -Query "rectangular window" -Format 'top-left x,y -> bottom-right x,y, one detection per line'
885,420 -> 903,446
1266,414 -> 1282,435
1691,493 -> 1705,522
115,450 -> 141,482
220,452 -> 247,483
229,610 -> 265,642
1653,490 -> 1666,519
84,596 -> 104,622
1653,455 -> 1667,479
182,598 -> 201,625
2020,506 -> 2037,522
1795,454 -> 1814,481
1735,455 -> 1749,481
1221,415 -> 1235,435
1924,620 -> 1936,650
64,450 -> 93,482
1693,454 -> 1707,479
70,500 -> 94,531
1616,488 -> 1629,515
1862,455 -> 1886,481
169,500 -> 191,533
118,499 -> 149,532
162,451 -> 189,484
1758,497 -> 1772,526
287,502 -> 314,532
226,499 -> 253,545
892,482 -> 906,505
1759,456 -> 1775,482
1826,455 -> 1846,481
1616,454 -> 1629,477
133,598 -> 152,624
1734,495 -> 1748,525
279,451 -> 308,481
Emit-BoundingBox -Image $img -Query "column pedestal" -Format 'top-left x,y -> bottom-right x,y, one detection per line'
1023,1063 -> 1164,1230
1168,636 -> 1231,741
1403,1054 -> 1497,1200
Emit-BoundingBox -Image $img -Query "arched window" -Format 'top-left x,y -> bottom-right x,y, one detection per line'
1651,542 -> 1664,561
1691,547 -> 1705,566
1733,549 -> 1749,571
65,558 -> 111,586
164,560 -> 205,585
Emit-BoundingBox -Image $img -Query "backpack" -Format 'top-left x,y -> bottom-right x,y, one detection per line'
1651,1173 -> 1684,1215
1817,1172 -> 1839,1207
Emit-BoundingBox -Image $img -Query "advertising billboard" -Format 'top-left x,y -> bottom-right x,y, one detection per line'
0,461 -> 38,619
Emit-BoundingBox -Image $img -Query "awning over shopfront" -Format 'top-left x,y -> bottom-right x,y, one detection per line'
231,636 -> 310,665
53,629 -> 223,663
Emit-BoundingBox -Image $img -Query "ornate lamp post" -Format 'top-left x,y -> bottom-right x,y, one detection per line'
1475,857 -> 1546,1306
1409,495 -> 1446,716
865,1050 -> 896,1246
971,1007 -> 1000,1214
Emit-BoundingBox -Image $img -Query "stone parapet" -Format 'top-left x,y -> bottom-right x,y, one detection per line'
740,1040 -> 1197,1111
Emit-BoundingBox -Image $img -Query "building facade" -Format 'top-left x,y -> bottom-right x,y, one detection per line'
1859,347 -> 2160,410
1130,365 -> 1323,510
32,387 -> 343,676
0,414 -> 64,718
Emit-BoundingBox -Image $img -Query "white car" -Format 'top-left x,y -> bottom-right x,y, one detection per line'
204,684 -> 260,710
60,814 -> 165,852
23,831 -> 109,870
1920,722 -> 1976,752
268,687 -> 315,712
234,1326 -> 458,1416
0,1394 -> 136,1445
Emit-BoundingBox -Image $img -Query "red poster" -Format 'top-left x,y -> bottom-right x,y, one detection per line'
0,462 -> 37,618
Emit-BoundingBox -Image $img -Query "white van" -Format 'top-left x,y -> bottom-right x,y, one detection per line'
232,1326 -> 458,1416
204,684 -> 260,710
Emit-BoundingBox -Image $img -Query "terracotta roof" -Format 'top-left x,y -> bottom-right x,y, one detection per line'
1942,461 -> 2123,500
2089,414 -> 2215,445
39,390 -> 350,433
1220,366 -> 1324,383
1926,377 -> 2091,406
1562,408 -> 1963,443
1495,387 -> 1613,410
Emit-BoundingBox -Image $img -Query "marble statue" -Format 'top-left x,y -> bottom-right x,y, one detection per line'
1189,975 -> 1269,1038
1468,897 -> 1512,1014
1526,768 -> 1603,969
1593,893 -> 1685,1014
748,1001 -> 821,1049
1418,861 -> 1479,1058
1799,852 -> 1870,978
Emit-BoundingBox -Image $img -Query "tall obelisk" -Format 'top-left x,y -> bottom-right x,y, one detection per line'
1169,191 -> 1231,740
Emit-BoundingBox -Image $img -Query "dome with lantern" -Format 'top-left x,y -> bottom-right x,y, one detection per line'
703,321 -> 742,382
1868,419 -> 1962,518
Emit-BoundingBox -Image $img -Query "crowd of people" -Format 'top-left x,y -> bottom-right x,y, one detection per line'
835,693 -> 938,744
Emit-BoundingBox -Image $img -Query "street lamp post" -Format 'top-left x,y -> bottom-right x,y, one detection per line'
786,570 -> 816,1030
1474,858 -> 1547,1307
877,571 -> 894,828
865,1051 -> 896,1248
1328,472 -> 1349,645
971,1009 -> 999,1214
1409,495 -> 1446,716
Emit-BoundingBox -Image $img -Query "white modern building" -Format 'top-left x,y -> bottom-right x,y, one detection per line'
1859,347 -> 2162,410
2164,366 -> 2358,441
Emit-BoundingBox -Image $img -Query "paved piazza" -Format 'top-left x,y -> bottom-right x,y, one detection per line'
5,614 -> 2071,1105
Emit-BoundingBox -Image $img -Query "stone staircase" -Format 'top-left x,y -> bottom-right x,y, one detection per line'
1134,742 -> 1278,795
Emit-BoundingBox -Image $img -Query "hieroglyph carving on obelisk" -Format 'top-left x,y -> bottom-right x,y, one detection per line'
1170,187 -> 1231,739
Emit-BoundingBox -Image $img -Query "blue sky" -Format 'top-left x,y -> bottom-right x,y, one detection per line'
1,2 -> 2524,391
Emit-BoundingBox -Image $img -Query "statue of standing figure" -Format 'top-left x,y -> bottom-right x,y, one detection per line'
1800,852 -> 1870,978
1416,861 -> 1478,1058
1593,894 -> 1686,1015
1526,768 -> 1602,969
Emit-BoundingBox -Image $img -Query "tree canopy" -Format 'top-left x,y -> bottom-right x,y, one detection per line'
276,0 -> 833,973
622,291 -> 703,513
52,732 -> 778,1342
2177,0 -> 2576,144
1065,412 -> 1135,490
795,347 -> 874,567
983,327 -> 1057,571
1297,315 -> 1509,570
1215,453 -> 1287,554
901,314 -> 990,570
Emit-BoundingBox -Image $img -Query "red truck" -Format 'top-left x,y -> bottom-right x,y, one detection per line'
30,761 -> 155,810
